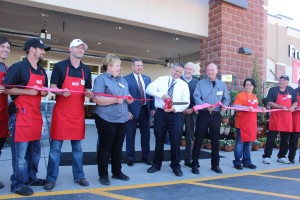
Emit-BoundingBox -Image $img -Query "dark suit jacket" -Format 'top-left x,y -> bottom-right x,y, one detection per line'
124,73 -> 154,118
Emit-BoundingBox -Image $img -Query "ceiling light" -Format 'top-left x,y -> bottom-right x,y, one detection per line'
146,50 -> 150,52
41,13 -> 49,17
115,26 -> 123,30
173,37 -> 180,41
97,42 -> 101,45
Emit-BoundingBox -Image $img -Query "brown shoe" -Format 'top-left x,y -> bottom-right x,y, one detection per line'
75,178 -> 89,186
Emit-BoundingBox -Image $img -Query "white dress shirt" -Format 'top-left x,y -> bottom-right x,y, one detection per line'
146,76 -> 190,112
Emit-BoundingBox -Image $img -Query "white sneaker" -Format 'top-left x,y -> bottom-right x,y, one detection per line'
263,157 -> 271,164
277,157 -> 290,164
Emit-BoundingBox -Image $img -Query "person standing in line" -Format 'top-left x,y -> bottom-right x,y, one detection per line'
4,38 -> 50,196
93,54 -> 134,186
262,75 -> 297,164
192,63 -> 230,175
146,62 -> 190,177
124,58 -> 154,167
0,37 -> 11,189
232,78 -> 259,170
181,62 -> 198,168
44,39 -> 93,191
289,78 -> 300,163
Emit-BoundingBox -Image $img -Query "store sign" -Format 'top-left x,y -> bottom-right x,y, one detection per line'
292,60 -> 300,83
288,45 -> 300,60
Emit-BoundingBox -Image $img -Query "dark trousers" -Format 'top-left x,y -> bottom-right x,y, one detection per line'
94,114 -> 126,178
184,113 -> 195,164
0,137 -> 6,156
126,106 -> 150,161
192,112 -> 221,168
152,109 -> 184,169
263,131 -> 299,160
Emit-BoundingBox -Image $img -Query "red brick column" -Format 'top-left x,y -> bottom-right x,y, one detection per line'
200,0 -> 267,90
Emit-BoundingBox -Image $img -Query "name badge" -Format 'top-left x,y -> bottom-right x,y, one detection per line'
217,91 -> 223,96
287,95 -> 291,98
81,79 -> 85,85
119,83 -> 125,88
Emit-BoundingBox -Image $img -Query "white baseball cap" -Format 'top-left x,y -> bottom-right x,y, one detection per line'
69,39 -> 88,50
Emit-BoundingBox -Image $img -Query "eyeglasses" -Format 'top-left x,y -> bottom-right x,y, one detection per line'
245,84 -> 253,86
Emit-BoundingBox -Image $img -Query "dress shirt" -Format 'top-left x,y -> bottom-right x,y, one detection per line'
193,78 -> 230,111
146,76 -> 190,112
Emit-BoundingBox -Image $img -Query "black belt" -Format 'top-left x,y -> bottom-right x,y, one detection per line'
141,105 -> 147,107
199,111 -> 220,115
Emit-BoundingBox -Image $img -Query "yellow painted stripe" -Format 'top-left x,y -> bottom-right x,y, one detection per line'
253,173 -> 300,181
190,182 -> 300,200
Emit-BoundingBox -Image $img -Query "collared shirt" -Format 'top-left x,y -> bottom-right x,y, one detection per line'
50,59 -> 92,89
182,74 -> 192,83
3,58 -> 48,100
146,76 -> 190,112
193,78 -> 230,111
93,72 -> 130,123
133,72 -> 145,98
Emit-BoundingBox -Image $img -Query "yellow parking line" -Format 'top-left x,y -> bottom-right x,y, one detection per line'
91,190 -> 141,200
189,182 -> 300,200
252,173 -> 300,181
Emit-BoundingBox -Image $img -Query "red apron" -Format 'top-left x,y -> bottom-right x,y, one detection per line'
292,94 -> 300,132
269,92 -> 293,132
239,92 -> 258,142
14,68 -> 44,142
0,64 -> 9,138
50,66 -> 85,140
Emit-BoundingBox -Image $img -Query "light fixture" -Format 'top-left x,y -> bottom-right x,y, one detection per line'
97,42 -> 102,45
173,37 -> 180,41
238,47 -> 253,55
115,26 -> 123,30
39,29 -> 52,40
146,50 -> 150,52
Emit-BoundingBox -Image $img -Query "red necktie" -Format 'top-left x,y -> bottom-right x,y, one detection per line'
138,76 -> 145,105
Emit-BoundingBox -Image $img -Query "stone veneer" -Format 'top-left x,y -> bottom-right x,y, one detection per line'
200,0 -> 267,91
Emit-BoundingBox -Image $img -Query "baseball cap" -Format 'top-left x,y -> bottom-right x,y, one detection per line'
279,75 -> 289,81
0,37 -> 11,45
69,39 -> 88,50
23,38 -> 51,51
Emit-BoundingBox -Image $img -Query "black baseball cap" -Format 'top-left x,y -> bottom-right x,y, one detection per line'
23,38 -> 51,51
0,37 -> 11,45
279,75 -> 289,81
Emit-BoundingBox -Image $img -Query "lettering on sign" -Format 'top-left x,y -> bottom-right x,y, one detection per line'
289,45 -> 300,60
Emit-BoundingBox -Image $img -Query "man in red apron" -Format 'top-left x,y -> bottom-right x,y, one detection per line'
0,37 -> 11,190
3,38 -> 50,196
262,75 -> 297,165
44,39 -> 93,191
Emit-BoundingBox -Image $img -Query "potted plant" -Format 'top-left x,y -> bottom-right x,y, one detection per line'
224,139 -> 236,152
251,139 -> 261,151
258,137 -> 267,148
219,139 -> 225,150
221,112 -> 230,125
180,135 -> 186,147
224,124 -> 231,136
204,139 -> 212,150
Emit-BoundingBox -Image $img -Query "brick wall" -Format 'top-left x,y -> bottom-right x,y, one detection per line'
200,0 -> 267,91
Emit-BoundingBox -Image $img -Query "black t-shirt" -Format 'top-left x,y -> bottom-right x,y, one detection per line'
294,88 -> 300,97
50,59 -> 92,89
3,58 -> 48,100
267,86 -> 297,105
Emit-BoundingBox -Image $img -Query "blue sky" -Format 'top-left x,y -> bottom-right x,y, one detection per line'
268,0 -> 300,29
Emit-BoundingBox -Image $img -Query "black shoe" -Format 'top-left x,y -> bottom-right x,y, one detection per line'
75,178 -> 89,186
290,160 -> 295,164
244,164 -> 257,169
0,181 -> 3,189
147,166 -> 160,173
191,166 -> 200,174
15,186 -> 33,196
234,165 -> 243,170
173,168 -> 183,177
142,158 -> 153,165
44,181 -> 55,190
99,177 -> 111,185
127,160 -> 134,167
30,178 -> 46,186
211,166 -> 223,174
112,172 -> 129,181
185,163 -> 193,168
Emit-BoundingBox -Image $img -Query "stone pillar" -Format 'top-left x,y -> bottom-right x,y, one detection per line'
200,0 -> 267,90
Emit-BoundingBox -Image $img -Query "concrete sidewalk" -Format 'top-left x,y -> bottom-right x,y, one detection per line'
0,125 -> 299,199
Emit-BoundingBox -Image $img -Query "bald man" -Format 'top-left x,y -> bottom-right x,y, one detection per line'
192,63 -> 230,174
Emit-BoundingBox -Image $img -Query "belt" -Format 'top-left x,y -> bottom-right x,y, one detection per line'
141,105 -> 147,107
199,111 -> 220,115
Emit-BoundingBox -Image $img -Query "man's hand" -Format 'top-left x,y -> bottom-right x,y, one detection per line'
0,86 -> 4,94
62,89 -> 71,97
85,91 -> 94,98
183,108 -> 193,114
162,94 -> 171,100
127,96 -> 134,104
128,112 -> 133,120
26,89 -> 39,96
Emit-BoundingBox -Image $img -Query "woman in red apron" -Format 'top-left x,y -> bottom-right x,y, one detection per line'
291,80 -> 300,163
233,78 -> 258,170
262,75 -> 297,164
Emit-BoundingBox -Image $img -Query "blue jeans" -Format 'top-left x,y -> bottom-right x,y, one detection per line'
9,113 -> 41,192
46,140 -> 85,182
233,128 -> 252,166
